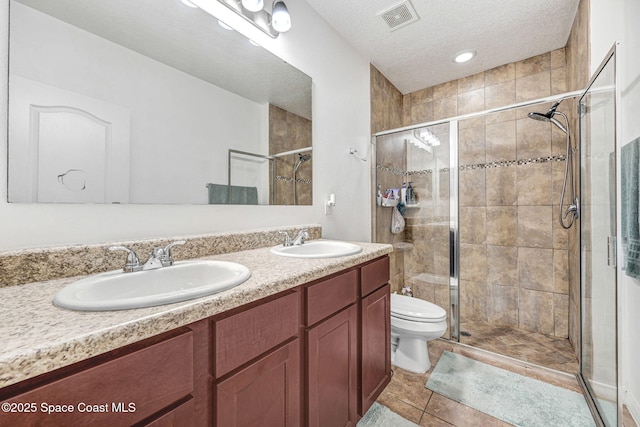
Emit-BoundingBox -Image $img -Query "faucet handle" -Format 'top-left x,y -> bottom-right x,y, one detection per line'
162,240 -> 186,266
278,231 -> 293,247
109,246 -> 142,273
293,228 -> 310,245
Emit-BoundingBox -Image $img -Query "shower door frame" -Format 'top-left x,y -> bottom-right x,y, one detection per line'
372,90 -> 584,345
576,43 -> 620,427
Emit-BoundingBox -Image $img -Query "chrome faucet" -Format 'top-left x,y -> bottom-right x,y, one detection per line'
110,240 -> 186,272
278,229 -> 310,247
109,246 -> 143,273
292,229 -> 310,245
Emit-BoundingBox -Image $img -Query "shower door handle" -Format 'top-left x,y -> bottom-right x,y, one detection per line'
450,229 -> 455,278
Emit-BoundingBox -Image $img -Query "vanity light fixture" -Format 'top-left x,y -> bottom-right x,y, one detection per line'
453,50 -> 476,63
271,0 -> 291,33
216,0 -> 291,38
241,0 -> 264,12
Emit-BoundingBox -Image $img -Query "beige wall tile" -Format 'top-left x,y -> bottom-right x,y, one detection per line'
516,71 -> 551,102
554,249 -> 569,294
516,117 -> 552,159
460,280 -> 488,322
518,288 -> 555,334
485,80 -> 516,110
411,101 -> 435,124
485,63 -> 516,86
554,293 -> 569,337
551,66 -> 568,95
551,125 -> 568,156
459,169 -> 486,206
516,163 -> 553,206
460,206 -> 487,244
552,204 -> 570,249
515,53 -> 551,79
458,72 -> 485,93
433,80 -> 458,99
459,125 -> 486,165
486,121 -> 516,162
517,205 -> 553,248
457,88 -> 485,115
460,243 -> 487,283
487,245 -> 518,286
486,167 -> 517,206
433,96 -> 457,121
519,247 -> 554,291
411,87 -> 433,105
488,284 -> 518,327
486,206 -> 518,246
551,48 -> 566,69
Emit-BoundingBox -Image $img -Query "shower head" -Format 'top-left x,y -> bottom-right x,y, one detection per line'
294,153 -> 311,172
527,101 -> 568,134
298,153 -> 311,162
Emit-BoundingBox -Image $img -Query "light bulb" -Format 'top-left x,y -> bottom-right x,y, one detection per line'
272,1 -> 291,32
241,0 -> 264,12
453,50 -> 476,63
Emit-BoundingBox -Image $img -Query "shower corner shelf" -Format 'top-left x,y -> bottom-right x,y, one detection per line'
405,203 -> 420,208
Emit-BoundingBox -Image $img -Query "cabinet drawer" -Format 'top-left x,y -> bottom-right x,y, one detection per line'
306,269 -> 358,326
360,256 -> 390,297
0,331 -> 194,427
215,292 -> 299,377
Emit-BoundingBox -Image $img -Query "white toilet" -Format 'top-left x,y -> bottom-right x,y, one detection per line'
390,293 -> 448,373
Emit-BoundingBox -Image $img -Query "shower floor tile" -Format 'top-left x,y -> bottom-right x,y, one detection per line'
459,321 -> 579,374
378,337 -> 584,426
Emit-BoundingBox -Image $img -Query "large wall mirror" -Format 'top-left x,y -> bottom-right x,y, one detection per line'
7,0 -> 312,205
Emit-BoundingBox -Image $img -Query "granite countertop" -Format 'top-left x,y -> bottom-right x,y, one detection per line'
0,241 -> 392,389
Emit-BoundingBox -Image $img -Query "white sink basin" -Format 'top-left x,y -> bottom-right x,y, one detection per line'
53,260 -> 251,311
270,240 -> 362,258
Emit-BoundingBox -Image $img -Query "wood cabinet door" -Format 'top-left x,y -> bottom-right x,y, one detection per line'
306,304 -> 358,427
216,339 -> 301,427
360,283 -> 391,415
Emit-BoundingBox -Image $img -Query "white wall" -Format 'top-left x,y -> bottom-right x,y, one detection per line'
0,0 -> 372,250
11,2 -> 268,205
590,0 -> 640,421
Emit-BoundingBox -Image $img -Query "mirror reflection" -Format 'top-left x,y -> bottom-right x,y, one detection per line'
7,0 -> 312,205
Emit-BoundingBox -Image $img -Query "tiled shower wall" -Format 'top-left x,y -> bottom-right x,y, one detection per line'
372,46 -> 581,338
269,105 -> 312,205
565,0 -> 590,357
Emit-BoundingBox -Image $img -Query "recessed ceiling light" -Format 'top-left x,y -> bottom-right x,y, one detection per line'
453,50 -> 476,63
180,0 -> 198,8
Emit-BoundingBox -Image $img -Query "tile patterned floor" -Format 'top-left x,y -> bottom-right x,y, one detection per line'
377,339 -> 584,426
459,321 -> 579,374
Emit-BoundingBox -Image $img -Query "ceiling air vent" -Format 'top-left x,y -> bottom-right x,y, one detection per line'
377,0 -> 419,31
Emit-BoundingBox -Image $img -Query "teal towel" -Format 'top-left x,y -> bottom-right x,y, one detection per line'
206,183 -> 258,205
621,138 -> 640,279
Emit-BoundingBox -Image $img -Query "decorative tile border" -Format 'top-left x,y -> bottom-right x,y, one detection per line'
0,224 -> 322,288
459,155 -> 567,171
377,154 -> 566,177
275,175 -> 312,184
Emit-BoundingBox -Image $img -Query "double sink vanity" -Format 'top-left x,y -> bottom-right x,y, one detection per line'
0,226 -> 393,426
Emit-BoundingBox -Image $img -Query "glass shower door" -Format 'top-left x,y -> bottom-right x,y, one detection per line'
579,46 -> 618,427
373,122 -> 458,340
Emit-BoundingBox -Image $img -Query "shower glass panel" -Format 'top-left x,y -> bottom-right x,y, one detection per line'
373,123 -> 457,340
579,46 -> 618,427
456,102 -> 578,372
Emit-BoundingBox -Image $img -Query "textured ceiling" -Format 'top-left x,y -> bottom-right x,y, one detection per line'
304,0 -> 580,94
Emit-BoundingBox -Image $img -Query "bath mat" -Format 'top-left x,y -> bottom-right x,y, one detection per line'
426,351 -> 595,427
357,402 -> 420,427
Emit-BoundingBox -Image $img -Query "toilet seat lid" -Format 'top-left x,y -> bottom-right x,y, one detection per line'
391,293 -> 447,322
